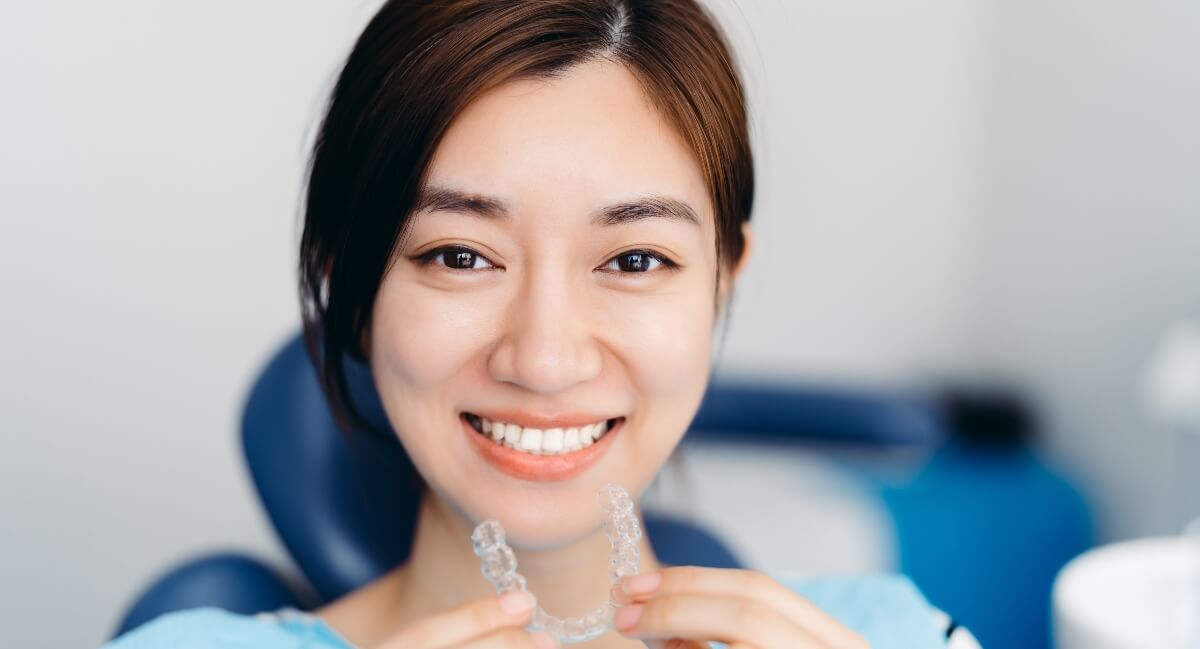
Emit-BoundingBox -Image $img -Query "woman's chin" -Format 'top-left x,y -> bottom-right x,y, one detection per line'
473,500 -> 605,551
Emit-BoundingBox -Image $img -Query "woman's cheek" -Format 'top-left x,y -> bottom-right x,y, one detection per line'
369,282 -> 501,479
372,282 -> 497,388
600,285 -> 714,467
604,287 -> 714,395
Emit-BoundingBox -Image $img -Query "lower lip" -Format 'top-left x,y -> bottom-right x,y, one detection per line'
462,414 -> 622,482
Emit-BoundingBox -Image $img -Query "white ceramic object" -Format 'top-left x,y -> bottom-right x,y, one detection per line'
1053,536 -> 1200,649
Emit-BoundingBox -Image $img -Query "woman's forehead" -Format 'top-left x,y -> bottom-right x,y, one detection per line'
422,60 -> 714,231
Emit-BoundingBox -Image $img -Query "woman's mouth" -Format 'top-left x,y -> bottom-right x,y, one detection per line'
463,412 -> 620,454
460,412 -> 624,482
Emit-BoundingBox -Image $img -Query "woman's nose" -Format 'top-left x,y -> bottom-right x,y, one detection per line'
487,270 -> 603,394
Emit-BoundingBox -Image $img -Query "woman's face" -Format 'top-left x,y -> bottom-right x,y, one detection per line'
368,60 -> 746,549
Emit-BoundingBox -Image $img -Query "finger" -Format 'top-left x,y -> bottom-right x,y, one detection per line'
613,593 -> 823,648
620,567 -> 860,647
373,591 -> 536,649
454,627 -> 558,649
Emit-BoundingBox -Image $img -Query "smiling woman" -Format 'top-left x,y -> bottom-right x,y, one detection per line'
104,1 -> 974,648
361,53 -> 737,565
299,5 -> 754,449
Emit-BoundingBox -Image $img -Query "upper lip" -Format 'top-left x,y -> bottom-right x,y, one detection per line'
465,409 -> 622,429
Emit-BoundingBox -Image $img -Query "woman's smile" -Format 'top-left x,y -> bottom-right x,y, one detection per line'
461,411 -> 626,482
463,411 -> 621,453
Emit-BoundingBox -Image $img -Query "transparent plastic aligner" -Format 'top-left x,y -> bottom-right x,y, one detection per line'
472,484 -> 642,644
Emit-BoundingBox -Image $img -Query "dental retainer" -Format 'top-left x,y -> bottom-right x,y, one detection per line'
471,484 -> 643,644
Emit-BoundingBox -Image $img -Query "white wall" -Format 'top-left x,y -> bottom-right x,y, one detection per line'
0,2 -> 380,644
973,0 -> 1200,540
711,0 -> 985,384
1,1 -> 985,646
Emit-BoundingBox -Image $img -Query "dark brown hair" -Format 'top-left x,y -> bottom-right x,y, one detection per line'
300,0 -> 755,434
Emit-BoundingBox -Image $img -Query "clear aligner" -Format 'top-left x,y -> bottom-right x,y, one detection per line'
471,483 -> 643,644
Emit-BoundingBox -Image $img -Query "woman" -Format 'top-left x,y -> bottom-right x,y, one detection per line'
108,1 -> 979,647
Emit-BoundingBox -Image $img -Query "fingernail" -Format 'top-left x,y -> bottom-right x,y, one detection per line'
499,590 -> 534,617
610,583 -> 631,605
621,572 -> 662,596
614,603 -> 644,631
530,632 -> 559,649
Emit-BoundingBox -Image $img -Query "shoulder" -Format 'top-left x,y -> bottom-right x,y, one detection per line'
102,607 -> 354,649
774,573 -> 982,649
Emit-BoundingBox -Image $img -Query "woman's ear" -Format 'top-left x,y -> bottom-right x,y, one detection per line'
732,221 -> 753,281
716,221 -> 753,309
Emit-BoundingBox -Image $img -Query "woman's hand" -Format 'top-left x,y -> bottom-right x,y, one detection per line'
373,590 -> 558,649
611,567 -> 870,649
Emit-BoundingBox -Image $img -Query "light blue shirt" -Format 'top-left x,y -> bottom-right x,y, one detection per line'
103,573 -> 950,648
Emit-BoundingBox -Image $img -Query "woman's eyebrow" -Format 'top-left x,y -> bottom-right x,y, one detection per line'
414,185 -> 508,220
415,185 -> 700,227
597,196 -> 700,227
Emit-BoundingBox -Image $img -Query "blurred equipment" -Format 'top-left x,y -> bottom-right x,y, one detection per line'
1054,532 -> 1200,649
1143,316 -> 1200,431
880,386 -> 1093,649
1143,314 -> 1200,529
1055,314 -> 1200,648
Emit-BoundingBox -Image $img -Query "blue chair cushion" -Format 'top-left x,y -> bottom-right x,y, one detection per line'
114,553 -> 305,637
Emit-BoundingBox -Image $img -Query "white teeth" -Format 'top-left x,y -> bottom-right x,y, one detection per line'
583,422 -> 600,440
472,415 -> 614,455
519,428 -> 543,452
563,427 -> 581,450
503,424 -> 520,446
543,428 -> 563,453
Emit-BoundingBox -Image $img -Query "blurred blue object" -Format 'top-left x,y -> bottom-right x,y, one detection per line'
690,380 -> 942,445
880,441 -> 1093,649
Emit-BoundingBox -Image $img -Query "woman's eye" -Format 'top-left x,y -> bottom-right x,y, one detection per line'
415,245 -> 497,271
600,250 -> 679,274
413,246 -> 677,275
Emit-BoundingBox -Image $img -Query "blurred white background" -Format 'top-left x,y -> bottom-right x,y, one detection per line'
1,1 -> 1196,646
